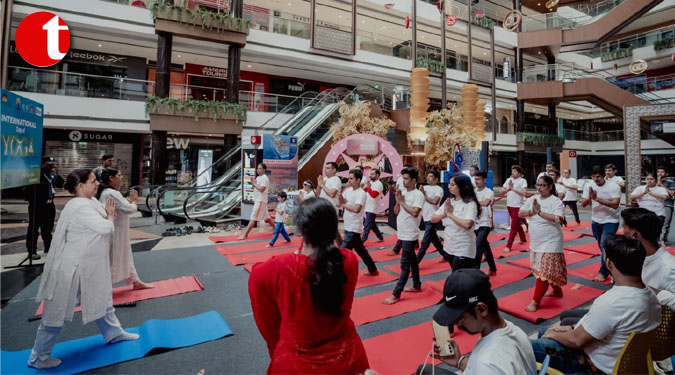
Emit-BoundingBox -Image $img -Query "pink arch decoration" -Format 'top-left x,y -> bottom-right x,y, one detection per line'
323,134 -> 404,213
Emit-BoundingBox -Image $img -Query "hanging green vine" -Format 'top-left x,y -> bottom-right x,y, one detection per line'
149,0 -> 250,34
416,57 -> 445,74
516,132 -> 565,146
145,96 -> 247,123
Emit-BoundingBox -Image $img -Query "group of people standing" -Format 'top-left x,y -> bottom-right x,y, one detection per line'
26,155 -> 152,369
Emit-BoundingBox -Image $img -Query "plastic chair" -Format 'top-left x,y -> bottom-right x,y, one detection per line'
612,330 -> 656,375
651,305 -> 674,362
536,355 -> 564,375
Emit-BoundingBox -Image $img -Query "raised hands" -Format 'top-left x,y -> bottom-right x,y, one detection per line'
128,189 -> 138,204
105,197 -> 116,221
444,199 -> 454,216
531,198 -> 541,216
395,189 -> 404,204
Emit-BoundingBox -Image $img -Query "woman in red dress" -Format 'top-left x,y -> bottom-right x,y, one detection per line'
249,197 -> 370,374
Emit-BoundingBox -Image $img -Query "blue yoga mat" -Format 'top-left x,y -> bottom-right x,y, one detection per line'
1,311 -> 233,375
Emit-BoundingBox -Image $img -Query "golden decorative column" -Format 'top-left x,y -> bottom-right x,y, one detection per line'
409,67 -> 430,142
475,99 -> 486,147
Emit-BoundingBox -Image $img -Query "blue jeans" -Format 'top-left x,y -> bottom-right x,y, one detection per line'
269,222 -> 291,246
416,221 -> 443,262
342,231 -> 378,273
591,221 -> 619,277
361,212 -> 384,242
531,327 -> 593,374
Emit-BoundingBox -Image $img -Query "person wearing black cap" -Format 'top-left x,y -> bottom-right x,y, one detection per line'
25,157 -> 64,260
433,269 -> 536,374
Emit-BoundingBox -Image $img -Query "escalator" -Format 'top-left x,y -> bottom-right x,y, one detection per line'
519,0 -> 663,53
151,84 -> 383,225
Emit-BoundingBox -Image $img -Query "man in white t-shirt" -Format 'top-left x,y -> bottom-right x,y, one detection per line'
239,163 -> 276,240
547,170 -> 566,201
621,207 -> 675,308
383,167 -> 425,305
582,166 -> 621,282
339,169 -> 379,276
605,163 -> 625,189
531,235 -> 661,374
537,161 -> 556,181
316,162 -> 342,208
416,170 -> 445,263
469,165 -> 479,187
559,169 -> 580,224
433,269 -> 536,375
389,164 -> 414,256
502,165 -> 528,252
473,171 -> 496,274
361,169 -> 385,243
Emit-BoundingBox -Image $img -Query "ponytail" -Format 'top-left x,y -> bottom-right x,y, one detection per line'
294,197 -> 347,315
96,167 -> 119,199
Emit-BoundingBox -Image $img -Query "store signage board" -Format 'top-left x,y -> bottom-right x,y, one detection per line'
650,120 -> 675,134
569,150 -> 577,158
0,89 -> 43,189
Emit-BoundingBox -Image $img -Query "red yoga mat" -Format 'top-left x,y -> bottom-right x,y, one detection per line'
215,237 -> 302,255
351,283 -> 442,326
356,271 -> 398,289
506,250 -> 593,270
427,264 -> 532,293
667,247 -> 675,256
209,231 -> 275,243
35,275 -> 204,316
562,221 -> 592,231
363,235 -> 399,248
564,241 -> 601,256
498,282 -> 605,323
567,263 -> 611,284
224,248 -> 295,266
487,233 -> 507,242
363,321 -> 480,375
384,257 -> 451,277
492,242 -> 530,258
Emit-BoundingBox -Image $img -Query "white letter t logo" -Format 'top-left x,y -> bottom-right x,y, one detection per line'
42,16 -> 68,60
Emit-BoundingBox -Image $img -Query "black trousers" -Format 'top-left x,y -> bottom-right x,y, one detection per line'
474,226 -> 497,272
26,203 -> 56,254
392,240 -> 421,298
417,220 -> 443,263
449,254 -> 475,271
342,231 -> 377,273
563,200 -> 580,223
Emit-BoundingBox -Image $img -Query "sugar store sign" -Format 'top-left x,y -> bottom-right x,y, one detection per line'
68,130 -> 114,142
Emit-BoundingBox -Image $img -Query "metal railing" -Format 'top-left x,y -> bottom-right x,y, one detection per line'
522,63 -> 576,83
521,0 -> 624,32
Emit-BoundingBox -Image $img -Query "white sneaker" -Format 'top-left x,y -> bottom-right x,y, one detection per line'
109,331 -> 140,344
27,356 -> 62,369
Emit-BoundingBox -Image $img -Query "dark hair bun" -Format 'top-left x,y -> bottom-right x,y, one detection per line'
65,169 -> 93,194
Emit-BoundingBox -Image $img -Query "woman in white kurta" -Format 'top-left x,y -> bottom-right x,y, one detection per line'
29,169 -> 139,370
520,175 -> 566,312
98,168 -> 153,289
630,172 -> 668,223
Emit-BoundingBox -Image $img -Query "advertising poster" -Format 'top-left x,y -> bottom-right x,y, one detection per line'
196,149 -> 214,186
1,89 -> 43,189
242,148 -> 257,203
262,134 -> 298,205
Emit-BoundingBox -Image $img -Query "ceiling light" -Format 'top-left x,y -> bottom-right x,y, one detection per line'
362,20 -> 365,24
287,2 -> 291,5
537,2 -> 541,5
177,54 -> 182,58
247,64 -> 251,68
538,51 -> 541,54
338,14 -> 342,18
98,44 -> 102,47
483,52 -> 487,55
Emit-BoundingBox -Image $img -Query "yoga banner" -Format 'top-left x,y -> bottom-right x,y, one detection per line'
0,89 -> 43,189
262,134 -> 298,205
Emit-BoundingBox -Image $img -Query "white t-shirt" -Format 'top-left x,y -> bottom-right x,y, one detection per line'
364,180 -> 383,214
606,175 -> 624,187
342,187 -> 367,234
554,183 -> 565,199
275,201 -> 288,223
465,320 -> 537,375
503,177 -> 527,207
299,189 -> 315,201
582,181 -> 621,224
396,189 -> 425,241
253,174 -> 270,203
421,185 -> 444,222
520,195 -> 564,253
396,176 -> 405,192
642,247 -> 675,308
631,185 -> 668,217
578,286 -> 661,374
475,187 -> 494,228
319,175 -> 342,207
436,199 -> 478,258
559,177 -> 578,202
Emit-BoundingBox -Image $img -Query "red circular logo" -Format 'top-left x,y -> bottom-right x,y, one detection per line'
15,12 -> 70,67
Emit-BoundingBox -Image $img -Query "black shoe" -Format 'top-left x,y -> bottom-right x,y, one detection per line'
30,253 -> 41,260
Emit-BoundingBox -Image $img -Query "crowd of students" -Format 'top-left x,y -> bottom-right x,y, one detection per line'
247,160 -> 674,374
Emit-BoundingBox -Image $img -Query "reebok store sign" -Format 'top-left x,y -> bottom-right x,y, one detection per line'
15,12 -> 70,67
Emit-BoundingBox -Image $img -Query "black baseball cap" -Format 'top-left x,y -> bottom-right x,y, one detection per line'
433,269 -> 493,326
42,156 -> 56,164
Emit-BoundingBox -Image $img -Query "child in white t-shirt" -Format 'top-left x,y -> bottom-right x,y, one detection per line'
268,192 -> 291,247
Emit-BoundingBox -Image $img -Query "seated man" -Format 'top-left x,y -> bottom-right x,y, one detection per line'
530,235 -> 662,374
433,269 -> 536,375
621,207 -> 675,308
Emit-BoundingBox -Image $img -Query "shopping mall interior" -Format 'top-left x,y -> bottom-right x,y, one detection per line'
1,0 -> 674,373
